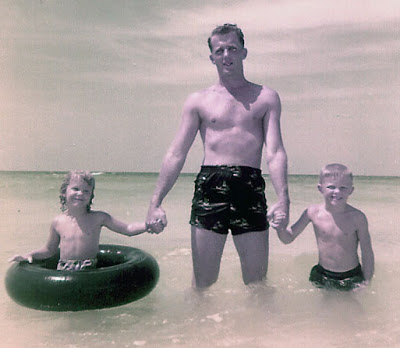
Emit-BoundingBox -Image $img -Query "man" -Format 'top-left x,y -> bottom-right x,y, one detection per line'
147,24 -> 289,288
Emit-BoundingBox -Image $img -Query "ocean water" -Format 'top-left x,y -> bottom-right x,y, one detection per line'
1,172 -> 399,347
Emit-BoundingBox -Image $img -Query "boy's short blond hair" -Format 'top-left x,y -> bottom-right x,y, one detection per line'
319,163 -> 353,184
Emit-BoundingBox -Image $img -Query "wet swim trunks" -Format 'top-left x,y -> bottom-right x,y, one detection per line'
309,264 -> 365,291
57,258 -> 98,271
190,165 -> 268,235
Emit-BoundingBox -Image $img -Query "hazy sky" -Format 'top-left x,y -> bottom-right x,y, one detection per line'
1,0 -> 399,175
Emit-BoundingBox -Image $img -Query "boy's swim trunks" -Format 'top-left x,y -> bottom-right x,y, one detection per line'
309,264 -> 365,291
57,258 -> 98,271
190,165 -> 268,235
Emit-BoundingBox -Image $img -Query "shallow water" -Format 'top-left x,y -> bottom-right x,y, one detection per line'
1,172 -> 399,347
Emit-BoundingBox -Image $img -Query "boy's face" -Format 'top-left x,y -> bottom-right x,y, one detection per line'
318,175 -> 354,208
66,176 -> 93,210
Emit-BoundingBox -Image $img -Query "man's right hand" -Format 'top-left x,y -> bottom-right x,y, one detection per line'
146,206 -> 167,234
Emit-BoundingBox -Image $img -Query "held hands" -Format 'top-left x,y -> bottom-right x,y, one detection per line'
267,201 -> 289,231
268,211 -> 287,230
146,206 -> 167,234
146,219 -> 164,234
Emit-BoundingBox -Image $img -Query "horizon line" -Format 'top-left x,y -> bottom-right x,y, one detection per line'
0,170 -> 398,179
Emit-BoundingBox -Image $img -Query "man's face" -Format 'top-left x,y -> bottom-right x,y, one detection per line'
209,32 -> 247,75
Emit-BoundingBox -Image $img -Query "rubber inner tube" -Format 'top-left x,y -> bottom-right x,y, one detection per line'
5,244 -> 159,311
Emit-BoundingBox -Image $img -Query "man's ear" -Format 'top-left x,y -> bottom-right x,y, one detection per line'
349,186 -> 354,195
242,47 -> 248,60
317,184 -> 322,193
209,54 -> 215,64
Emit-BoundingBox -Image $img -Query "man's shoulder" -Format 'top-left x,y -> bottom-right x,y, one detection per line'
259,85 -> 280,102
184,88 -> 211,106
188,85 -> 220,98
183,85 -> 221,112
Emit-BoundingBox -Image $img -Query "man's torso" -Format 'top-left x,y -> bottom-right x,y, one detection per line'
194,83 -> 275,168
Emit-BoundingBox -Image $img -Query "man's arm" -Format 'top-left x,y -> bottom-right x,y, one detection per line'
146,94 -> 201,228
356,212 -> 375,281
264,90 -> 290,228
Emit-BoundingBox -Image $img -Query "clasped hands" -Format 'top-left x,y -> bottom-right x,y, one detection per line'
267,202 -> 289,231
146,206 -> 167,234
146,203 -> 288,234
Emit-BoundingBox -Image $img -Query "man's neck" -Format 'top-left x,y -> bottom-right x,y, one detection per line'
218,75 -> 249,90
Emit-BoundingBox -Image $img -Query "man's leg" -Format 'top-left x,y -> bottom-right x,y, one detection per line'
191,226 -> 227,289
233,230 -> 269,285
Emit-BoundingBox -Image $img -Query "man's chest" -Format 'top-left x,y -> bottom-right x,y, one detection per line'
199,96 -> 266,127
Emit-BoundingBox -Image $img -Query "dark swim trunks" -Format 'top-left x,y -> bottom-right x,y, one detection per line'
309,264 -> 365,291
190,165 -> 268,235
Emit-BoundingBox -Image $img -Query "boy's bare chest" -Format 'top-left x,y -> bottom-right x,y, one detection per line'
313,212 -> 357,241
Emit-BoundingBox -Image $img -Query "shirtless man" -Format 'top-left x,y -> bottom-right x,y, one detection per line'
147,24 -> 289,288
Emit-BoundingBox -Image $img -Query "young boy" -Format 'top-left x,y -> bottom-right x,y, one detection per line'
271,163 -> 374,290
10,170 -> 164,271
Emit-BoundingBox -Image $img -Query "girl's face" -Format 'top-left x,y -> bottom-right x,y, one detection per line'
65,176 -> 93,211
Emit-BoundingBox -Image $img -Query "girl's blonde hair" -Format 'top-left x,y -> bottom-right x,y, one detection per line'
59,170 -> 95,212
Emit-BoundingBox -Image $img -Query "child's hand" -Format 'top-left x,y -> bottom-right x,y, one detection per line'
268,211 -> 287,230
147,219 -> 165,234
8,255 -> 33,263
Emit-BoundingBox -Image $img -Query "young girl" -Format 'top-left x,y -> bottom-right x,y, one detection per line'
10,170 -> 164,271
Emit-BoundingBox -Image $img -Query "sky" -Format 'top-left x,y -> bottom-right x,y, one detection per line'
1,0 -> 399,176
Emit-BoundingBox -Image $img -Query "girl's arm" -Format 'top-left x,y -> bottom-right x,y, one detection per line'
102,212 -> 163,236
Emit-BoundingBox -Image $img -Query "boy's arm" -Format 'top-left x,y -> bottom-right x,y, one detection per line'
102,212 -> 162,236
276,209 -> 311,244
9,220 -> 60,262
356,212 -> 374,281
146,94 -> 200,228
